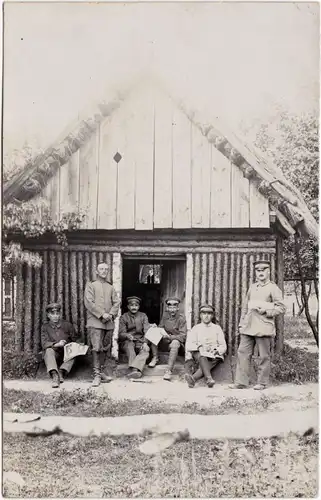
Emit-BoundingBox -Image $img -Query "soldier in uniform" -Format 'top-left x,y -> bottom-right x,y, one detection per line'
158,297 -> 187,381
118,296 -> 157,379
230,259 -> 286,390
185,304 -> 227,388
84,262 -> 121,387
41,303 -> 79,388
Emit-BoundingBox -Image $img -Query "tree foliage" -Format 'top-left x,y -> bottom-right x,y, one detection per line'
254,111 -> 318,342
254,112 -> 318,281
3,148 -> 85,278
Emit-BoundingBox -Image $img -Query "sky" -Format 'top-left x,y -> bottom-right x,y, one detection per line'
3,1 -> 320,157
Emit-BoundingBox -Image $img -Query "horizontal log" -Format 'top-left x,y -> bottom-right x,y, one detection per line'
22,245 -> 277,254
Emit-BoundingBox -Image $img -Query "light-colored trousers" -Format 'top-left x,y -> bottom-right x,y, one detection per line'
121,340 -> 158,372
235,334 -> 271,386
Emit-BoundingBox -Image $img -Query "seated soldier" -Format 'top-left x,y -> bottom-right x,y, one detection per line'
41,303 -> 79,388
158,297 -> 187,381
185,304 -> 227,388
118,296 -> 157,379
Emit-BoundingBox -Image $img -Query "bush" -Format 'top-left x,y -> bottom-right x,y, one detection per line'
3,351 -> 40,379
271,344 -> 318,384
2,321 -> 16,351
2,321 -> 40,378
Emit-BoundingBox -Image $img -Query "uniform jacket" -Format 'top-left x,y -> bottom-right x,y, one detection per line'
159,312 -> 187,344
239,280 -> 286,337
84,279 -> 120,330
185,322 -> 227,358
118,311 -> 151,342
41,320 -> 77,350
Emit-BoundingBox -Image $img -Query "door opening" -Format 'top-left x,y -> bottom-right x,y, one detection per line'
121,256 -> 186,324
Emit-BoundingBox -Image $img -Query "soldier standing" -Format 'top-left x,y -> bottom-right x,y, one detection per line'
230,259 -> 286,390
84,262 -> 120,387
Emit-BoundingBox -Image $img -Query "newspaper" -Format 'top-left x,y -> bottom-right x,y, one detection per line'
144,327 -> 166,346
63,342 -> 89,363
199,344 -> 224,360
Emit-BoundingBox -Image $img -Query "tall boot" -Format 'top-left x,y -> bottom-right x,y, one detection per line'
192,368 -> 204,381
100,351 -> 113,383
148,344 -> 159,368
92,351 -> 101,387
199,356 -> 215,388
164,341 -> 180,381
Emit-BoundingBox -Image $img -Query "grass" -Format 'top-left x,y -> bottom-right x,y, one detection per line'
271,343 -> 318,384
3,432 -> 318,498
284,315 -> 317,340
3,387 -> 296,418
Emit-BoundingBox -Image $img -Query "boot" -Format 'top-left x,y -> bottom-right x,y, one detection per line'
59,369 -> 67,383
148,344 -> 159,368
185,373 -> 195,388
192,368 -> 204,382
199,356 -> 215,387
50,370 -> 60,389
166,340 -> 180,376
128,368 -> 142,379
253,384 -> 266,391
100,351 -> 113,383
92,351 -> 101,387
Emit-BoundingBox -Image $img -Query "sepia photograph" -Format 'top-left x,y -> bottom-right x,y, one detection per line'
2,1 -> 319,497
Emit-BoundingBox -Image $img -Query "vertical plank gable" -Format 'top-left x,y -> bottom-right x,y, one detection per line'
172,109 -> 192,228
249,181 -> 270,227
97,116 -> 117,229
210,146 -> 232,227
231,165 -> 250,228
154,92 -> 173,228
134,87 -> 154,230
117,100 -> 135,229
79,132 -> 99,228
68,150 -> 80,210
59,160 -> 70,215
191,124 -> 211,228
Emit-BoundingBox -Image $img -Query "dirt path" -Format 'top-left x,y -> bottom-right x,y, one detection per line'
4,379 -> 318,409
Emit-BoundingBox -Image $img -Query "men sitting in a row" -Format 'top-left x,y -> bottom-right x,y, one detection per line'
118,296 -> 187,380
41,259 -> 285,390
41,297 -> 226,389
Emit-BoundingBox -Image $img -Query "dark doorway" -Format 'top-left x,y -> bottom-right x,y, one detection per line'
121,256 -> 186,324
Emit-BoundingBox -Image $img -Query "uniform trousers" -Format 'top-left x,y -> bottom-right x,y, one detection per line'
44,347 -> 74,374
235,334 -> 271,386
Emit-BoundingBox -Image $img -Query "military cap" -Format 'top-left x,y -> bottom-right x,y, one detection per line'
165,297 -> 181,305
199,304 -> 215,314
127,296 -> 142,304
46,302 -> 61,312
254,259 -> 271,270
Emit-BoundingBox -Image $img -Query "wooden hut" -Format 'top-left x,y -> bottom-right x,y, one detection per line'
4,78 -> 317,357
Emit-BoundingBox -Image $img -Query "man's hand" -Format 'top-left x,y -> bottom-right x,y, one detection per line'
126,334 -> 134,341
54,339 -> 67,348
150,323 -> 157,328
102,313 -> 112,322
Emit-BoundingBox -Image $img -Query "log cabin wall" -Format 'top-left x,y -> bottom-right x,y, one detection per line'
39,84 -> 270,231
17,232 -> 277,355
